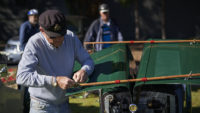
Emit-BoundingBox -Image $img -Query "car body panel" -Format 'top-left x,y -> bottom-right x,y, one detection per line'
135,41 -> 200,87
66,44 -> 130,96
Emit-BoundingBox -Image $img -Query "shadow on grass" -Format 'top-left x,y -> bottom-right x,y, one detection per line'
70,103 -> 99,113
191,85 -> 200,91
192,107 -> 200,113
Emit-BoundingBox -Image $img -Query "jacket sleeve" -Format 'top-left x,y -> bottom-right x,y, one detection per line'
16,39 -> 53,87
19,24 -> 27,51
112,21 -> 123,41
84,20 -> 99,50
75,36 -> 94,76
117,31 -> 123,41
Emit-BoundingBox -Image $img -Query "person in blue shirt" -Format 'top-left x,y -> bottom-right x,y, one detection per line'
84,3 -> 123,52
19,9 -> 39,51
16,9 -> 94,113
18,9 -> 39,113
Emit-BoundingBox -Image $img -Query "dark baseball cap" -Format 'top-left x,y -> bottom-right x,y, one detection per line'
39,9 -> 67,38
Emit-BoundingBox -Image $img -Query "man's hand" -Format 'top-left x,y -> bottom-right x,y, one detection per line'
56,76 -> 75,90
87,50 -> 93,54
73,69 -> 88,83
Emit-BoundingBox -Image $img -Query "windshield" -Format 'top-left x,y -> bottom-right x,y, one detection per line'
5,44 -> 17,50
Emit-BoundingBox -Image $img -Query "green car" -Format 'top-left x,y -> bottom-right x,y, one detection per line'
68,40 -> 200,113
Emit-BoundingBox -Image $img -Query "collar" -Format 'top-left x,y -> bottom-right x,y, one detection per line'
100,18 -> 111,26
40,32 -> 64,50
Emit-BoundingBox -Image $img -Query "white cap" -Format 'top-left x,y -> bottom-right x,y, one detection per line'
99,3 -> 109,13
27,9 -> 38,16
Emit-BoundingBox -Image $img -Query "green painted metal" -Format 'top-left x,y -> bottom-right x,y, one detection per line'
66,44 -> 130,96
136,42 -> 200,86
186,83 -> 192,113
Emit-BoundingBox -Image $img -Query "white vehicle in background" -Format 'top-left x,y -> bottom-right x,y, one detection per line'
1,36 -> 23,64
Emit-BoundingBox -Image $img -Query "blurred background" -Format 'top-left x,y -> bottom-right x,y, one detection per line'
0,0 -> 200,43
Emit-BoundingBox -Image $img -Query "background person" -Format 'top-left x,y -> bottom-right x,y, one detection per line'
16,9 -> 94,113
84,3 -> 123,52
19,9 -> 39,51
18,8 -> 39,113
83,3 -> 124,97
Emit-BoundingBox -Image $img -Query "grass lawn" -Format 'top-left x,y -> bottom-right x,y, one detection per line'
69,93 -> 99,113
190,86 -> 200,112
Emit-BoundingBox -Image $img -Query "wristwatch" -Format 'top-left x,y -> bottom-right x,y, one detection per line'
52,76 -> 57,87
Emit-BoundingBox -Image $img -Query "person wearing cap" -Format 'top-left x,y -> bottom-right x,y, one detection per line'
16,9 -> 94,113
19,9 -> 39,51
18,8 -> 39,113
84,3 -> 123,52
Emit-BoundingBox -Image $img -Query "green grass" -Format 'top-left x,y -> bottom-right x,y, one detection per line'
191,86 -> 200,112
69,92 -> 99,113
192,90 -> 200,107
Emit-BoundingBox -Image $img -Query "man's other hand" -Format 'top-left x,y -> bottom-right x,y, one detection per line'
73,69 -> 88,83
